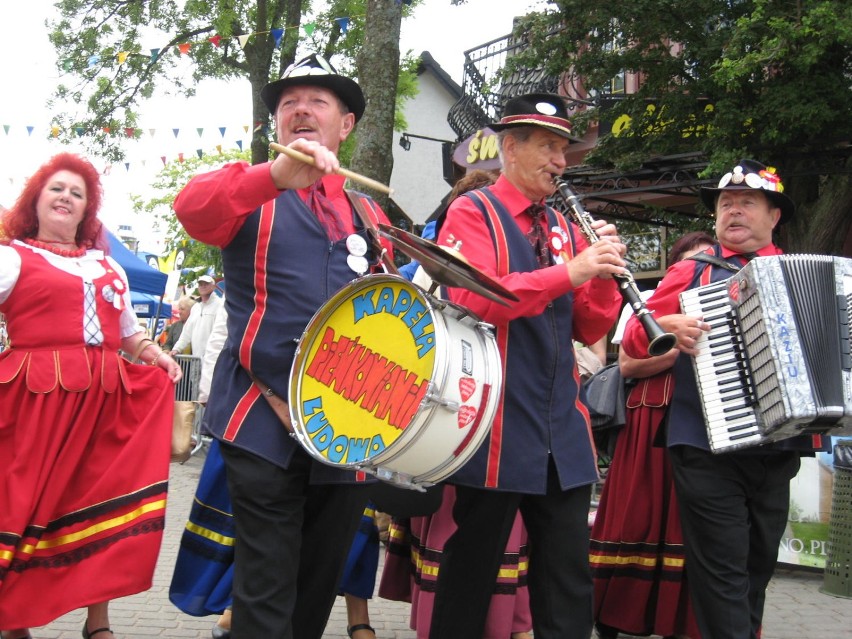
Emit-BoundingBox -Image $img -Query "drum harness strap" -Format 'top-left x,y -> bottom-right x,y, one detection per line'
248,372 -> 294,434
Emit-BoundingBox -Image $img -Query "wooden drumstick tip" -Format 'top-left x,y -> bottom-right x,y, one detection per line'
269,142 -> 394,195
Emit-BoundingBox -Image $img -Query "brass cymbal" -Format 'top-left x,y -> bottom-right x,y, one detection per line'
378,224 -> 519,306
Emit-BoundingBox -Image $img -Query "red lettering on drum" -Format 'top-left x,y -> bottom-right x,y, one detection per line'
305,326 -> 430,430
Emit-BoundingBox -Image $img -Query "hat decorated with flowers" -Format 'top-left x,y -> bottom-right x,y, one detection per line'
490,93 -> 576,140
700,159 -> 795,224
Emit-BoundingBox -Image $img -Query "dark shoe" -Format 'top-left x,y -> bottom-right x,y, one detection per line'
347,624 -> 376,638
211,624 -> 231,639
82,621 -> 113,639
1,633 -> 33,639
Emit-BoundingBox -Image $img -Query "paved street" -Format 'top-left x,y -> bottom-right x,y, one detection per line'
32,445 -> 852,638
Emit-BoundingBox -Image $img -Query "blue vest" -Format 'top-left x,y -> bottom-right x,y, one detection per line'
448,187 -> 599,493
205,189 -> 382,481
667,245 -> 827,454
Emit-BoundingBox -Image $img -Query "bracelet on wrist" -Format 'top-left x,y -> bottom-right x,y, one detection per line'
150,350 -> 164,367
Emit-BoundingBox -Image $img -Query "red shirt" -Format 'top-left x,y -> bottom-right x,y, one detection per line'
437,174 -> 620,345
621,243 -> 784,359
174,162 -> 367,248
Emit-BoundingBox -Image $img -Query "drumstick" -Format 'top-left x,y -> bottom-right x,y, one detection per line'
270,142 -> 394,195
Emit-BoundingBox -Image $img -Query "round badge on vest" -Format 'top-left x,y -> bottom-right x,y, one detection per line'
347,254 -> 369,275
346,234 -> 368,257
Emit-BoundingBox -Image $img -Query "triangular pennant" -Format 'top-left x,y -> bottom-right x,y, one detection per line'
303,22 -> 316,37
27,126 -> 35,136
102,126 -> 111,134
209,34 -> 222,48
125,127 -> 135,137
62,59 -> 73,71
150,48 -> 160,62
178,43 -> 191,55
148,128 -> 156,137
271,28 -> 284,48
335,17 -> 350,34
117,51 -> 129,65
178,152 -> 185,163
246,124 -> 253,134
50,126 -> 59,137
196,127 -> 204,137
87,54 -> 100,68
125,162 -> 130,172
237,34 -> 251,50
236,140 -> 243,151
219,127 -> 227,137
216,144 -> 223,154
196,149 -> 203,159
161,156 -> 167,166
3,125 -> 9,135
173,128 -> 180,138
103,164 -> 112,175
75,127 -> 85,137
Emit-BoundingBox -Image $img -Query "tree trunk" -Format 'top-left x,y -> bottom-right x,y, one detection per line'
780,155 -> 852,255
350,0 -> 403,210
249,0 -> 303,166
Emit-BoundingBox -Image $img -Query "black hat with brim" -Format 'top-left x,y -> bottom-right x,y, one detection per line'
700,159 -> 795,224
490,93 -> 577,140
261,53 -> 365,122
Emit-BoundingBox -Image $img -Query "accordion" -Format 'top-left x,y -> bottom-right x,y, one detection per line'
679,255 -> 852,453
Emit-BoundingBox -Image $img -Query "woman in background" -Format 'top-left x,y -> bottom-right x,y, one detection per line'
590,231 -> 715,639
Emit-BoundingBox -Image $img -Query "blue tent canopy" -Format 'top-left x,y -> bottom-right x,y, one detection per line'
107,232 -> 167,296
131,292 -> 172,319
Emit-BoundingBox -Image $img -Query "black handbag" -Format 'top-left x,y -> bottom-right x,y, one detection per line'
582,363 -> 628,431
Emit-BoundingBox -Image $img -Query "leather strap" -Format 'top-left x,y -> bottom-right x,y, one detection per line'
248,372 -> 294,433
688,252 -> 741,273
345,190 -> 399,275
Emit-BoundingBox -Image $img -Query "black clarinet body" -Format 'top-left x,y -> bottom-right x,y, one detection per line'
552,179 -> 677,357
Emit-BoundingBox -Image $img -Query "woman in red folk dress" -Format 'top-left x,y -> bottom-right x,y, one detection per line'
0,153 -> 182,639
590,231 -> 714,639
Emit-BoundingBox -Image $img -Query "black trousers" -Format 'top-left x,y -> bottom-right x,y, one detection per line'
220,443 -> 371,639
669,445 -> 800,639
429,459 -> 594,639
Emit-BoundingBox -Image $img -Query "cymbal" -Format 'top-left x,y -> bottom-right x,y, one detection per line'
378,224 -> 519,306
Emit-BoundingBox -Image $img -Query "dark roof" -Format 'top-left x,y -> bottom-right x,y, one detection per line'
417,51 -> 463,100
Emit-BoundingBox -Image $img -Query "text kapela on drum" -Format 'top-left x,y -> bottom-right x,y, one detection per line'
299,283 -> 437,465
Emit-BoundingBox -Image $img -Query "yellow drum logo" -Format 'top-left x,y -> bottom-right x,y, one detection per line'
296,279 -> 436,465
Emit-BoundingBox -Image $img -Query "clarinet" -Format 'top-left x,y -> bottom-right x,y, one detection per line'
552,178 -> 677,357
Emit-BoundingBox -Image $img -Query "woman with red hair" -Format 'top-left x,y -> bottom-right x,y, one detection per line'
0,153 -> 182,639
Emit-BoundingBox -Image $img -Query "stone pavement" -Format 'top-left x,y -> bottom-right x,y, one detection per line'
32,446 -> 852,639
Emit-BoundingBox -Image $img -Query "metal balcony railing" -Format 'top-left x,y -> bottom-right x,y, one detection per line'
448,31 -> 559,141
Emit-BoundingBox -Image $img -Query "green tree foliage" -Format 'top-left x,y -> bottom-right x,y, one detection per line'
48,0 -> 420,166
131,149 -> 252,280
516,0 -> 852,253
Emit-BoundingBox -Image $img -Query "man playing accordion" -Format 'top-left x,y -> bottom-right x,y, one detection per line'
620,159 -> 828,639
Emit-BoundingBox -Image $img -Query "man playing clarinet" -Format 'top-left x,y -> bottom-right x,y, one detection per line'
428,93 -> 626,639
620,159 -> 828,639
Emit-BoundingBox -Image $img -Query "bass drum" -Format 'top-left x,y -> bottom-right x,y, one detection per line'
289,274 -> 501,489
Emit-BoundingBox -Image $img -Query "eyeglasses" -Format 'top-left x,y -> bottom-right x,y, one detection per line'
281,54 -> 336,79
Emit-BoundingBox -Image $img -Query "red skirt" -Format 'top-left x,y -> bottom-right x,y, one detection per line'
0,350 -> 173,628
589,374 -> 700,638
379,484 -> 531,639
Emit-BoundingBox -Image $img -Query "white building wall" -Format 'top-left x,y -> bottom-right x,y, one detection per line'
389,70 -> 459,226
